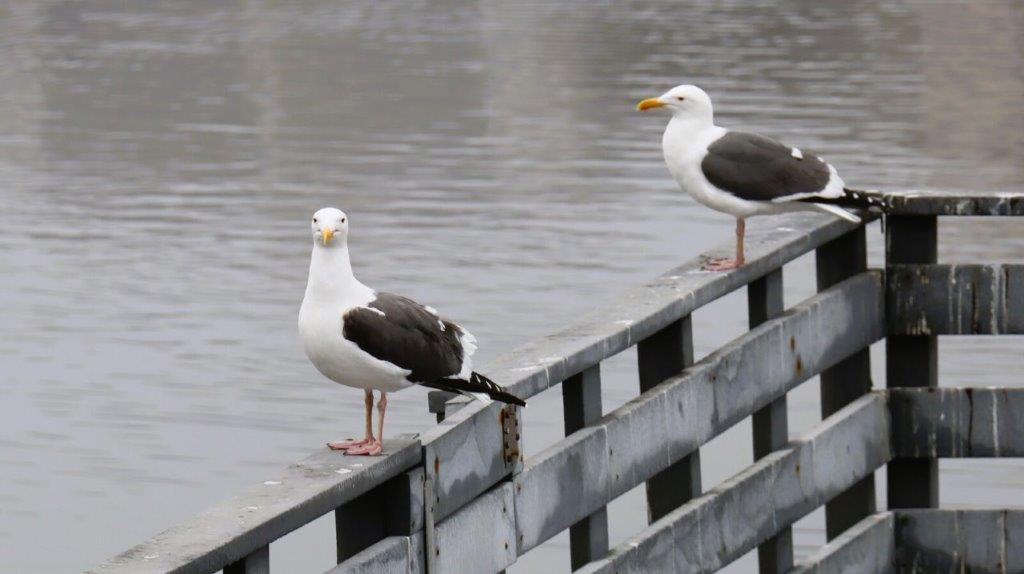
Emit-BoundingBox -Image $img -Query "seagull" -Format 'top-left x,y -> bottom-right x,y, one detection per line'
637,84 -> 882,271
299,207 -> 525,456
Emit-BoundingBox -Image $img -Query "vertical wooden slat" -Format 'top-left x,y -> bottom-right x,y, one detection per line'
885,216 -> 939,509
636,316 -> 701,523
562,364 -> 610,570
224,546 -> 269,574
816,226 -> 877,537
748,269 -> 794,573
336,489 -> 386,563
336,470 -> 420,564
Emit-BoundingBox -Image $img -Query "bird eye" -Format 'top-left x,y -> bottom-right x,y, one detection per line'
677,96 -> 685,101
341,218 -> 346,223
313,217 -> 318,223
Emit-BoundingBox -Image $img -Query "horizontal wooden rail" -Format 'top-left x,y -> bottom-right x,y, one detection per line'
512,271 -> 884,556
577,392 -> 892,573
91,439 -> 420,574
433,482 -> 517,572
421,212 -> 866,526
878,189 -> 1024,216
793,510 -> 1024,573
890,388 -> 1024,458
887,264 -> 1024,335
788,513 -> 895,574
895,510 -> 1024,571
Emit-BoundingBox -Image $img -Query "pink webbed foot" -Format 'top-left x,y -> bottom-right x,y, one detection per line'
345,440 -> 383,456
702,257 -> 743,271
327,437 -> 373,451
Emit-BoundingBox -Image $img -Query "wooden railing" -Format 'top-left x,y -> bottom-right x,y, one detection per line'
91,190 -> 1024,574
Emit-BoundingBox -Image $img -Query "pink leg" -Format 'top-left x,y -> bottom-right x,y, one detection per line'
328,390 -> 375,451
703,218 -> 746,271
347,392 -> 386,456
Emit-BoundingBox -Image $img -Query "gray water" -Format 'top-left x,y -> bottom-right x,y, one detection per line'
1,1 -> 1023,572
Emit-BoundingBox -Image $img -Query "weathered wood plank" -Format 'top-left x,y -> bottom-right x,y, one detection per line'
748,268 -> 793,574
432,482 -> 517,573
514,272 -> 884,555
90,439 -> 421,574
895,510 -> 1024,572
421,399 -> 519,524
890,388 -> 1024,458
887,264 -> 1024,335
562,365 -> 610,570
577,393 -> 892,574
422,212 -> 866,524
877,189 -> 1024,216
325,534 -> 425,574
817,227 -> 876,541
789,513 -> 894,574
637,316 -> 701,524
885,215 -> 938,510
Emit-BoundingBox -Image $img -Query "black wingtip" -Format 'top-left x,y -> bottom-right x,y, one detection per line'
490,389 -> 527,407
420,373 -> 526,406
471,372 -> 527,406
842,187 -> 892,210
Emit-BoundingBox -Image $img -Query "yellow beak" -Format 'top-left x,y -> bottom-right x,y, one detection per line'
321,228 -> 334,245
636,97 -> 665,111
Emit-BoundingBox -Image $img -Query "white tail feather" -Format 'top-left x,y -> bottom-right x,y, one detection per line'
813,203 -> 861,224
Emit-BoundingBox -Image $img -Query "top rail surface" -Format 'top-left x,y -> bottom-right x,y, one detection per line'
877,189 -> 1024,215
92,440 -> 420,574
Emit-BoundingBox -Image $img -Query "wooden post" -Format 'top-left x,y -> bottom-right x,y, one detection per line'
885,216 -> 939,508
748,269 -> 793,573
562,364 -> 609,570
637,316 -> 701,522
336,471 -> 419,563
336,488 -> 385,562
224,546 -> 269,574
816,226 -> 877,538
428,390 -> 458,423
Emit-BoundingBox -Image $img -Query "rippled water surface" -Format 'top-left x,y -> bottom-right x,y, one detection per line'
2,1 -> 1023,572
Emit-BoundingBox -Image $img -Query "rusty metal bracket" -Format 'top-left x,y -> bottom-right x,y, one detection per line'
500,404 -> 521,465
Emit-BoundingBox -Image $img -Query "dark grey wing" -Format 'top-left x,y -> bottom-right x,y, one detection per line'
342,293 -> 465,383
700,131 -> 832,202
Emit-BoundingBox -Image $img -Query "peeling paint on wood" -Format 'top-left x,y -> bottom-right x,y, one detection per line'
896,510 -> 1024,572
887,264 -> 1024,335
891,388 -> 1024,458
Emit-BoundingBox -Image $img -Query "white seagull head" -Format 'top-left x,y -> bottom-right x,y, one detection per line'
311,207 -> 349,247
636,84 -> 714,124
